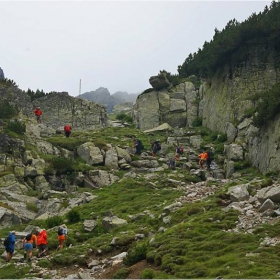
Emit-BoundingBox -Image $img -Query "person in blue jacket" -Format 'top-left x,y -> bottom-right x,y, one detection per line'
5,230 -> 16,262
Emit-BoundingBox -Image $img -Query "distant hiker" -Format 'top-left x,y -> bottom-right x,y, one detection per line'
198,150 -> 208,169
22,233 -> 33,262
4,230 -> 16,262
33,107 -> 42,124
175,144 -> 184,160
37,229 -> 48,258
151,140 -> 161,157
133,138 -> 144,155
206,148 -> 214,170
30,231 -> 37,249
57,224 -> 68,250
168,157 -> 176,170
64,125 -> 72,138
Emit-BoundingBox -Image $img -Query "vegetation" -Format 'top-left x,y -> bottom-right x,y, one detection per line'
115,112 -> 133,123
253,82 -> 280,127
177,1 -> 280,79
5,120 -> 26,135
0,100 -> 17,119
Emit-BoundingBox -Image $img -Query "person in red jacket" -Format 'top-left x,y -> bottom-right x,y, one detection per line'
64,125 -> 72,138
37,229 -> 48,257
33,107 -> 42,123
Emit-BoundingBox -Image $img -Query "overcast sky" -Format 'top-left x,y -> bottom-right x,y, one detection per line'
0,1 -> 270,97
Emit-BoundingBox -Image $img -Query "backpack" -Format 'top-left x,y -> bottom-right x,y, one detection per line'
57,227 -> 64,236
178,147 -> 184,154
155,141 -> 161,151
138,140 -> 144,149
3,236 -> 10,247
25,233 -> 32,241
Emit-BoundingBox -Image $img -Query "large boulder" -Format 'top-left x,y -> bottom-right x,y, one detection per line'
77,142 -> 103,165
149,71 -> 171,90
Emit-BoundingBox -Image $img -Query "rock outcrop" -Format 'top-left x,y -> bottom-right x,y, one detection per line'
0,67 -> 4,79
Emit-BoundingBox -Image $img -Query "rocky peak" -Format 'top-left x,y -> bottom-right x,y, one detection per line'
0,67 -> 4,79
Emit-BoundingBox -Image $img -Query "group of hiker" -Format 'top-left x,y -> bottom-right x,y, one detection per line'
133,138 -> 162,157
3,224 -> 68,263
33,107 -> 72,138
132,137 -> 214,170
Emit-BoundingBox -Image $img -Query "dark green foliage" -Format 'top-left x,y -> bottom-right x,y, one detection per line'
253,82 -> 280,127
178,2 -> 280,78
234,160 -> 251,170
45,215 -> 63,228
0,264 -> 30,278
0,78 -> 18,88
5,120 -> 26,135
111,268 -> 130,279
66,208 -> 81,223
123,243 -> 147,266
0,100 -> 17,119
116,112 -> 133,123
50,157 -> 76,174
192,117 -> 202,127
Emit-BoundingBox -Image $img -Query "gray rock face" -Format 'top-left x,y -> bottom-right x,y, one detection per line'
33,92 -> 107,131
0,67 -> 4,79
133,81 -> 198,130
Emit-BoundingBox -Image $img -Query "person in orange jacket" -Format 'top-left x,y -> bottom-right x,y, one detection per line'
198,150 -> 208,169
33,107 -> 42,123
37,229 -> 48,257
64,125 -> 72,138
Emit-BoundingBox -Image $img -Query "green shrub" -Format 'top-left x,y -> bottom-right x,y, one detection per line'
66,208 -> 81,223
192,117 -> 202,127
140,268 -> 156,279
37,259 -> 52,268
234,160 -> 250,170
5,120 -> 26,135
123,243 -> 147,266
50,157 -> 76,174
116,112 -> 133,123
45,215 -> 63,228
112,268 -> 130,279
0,100 -> 17,119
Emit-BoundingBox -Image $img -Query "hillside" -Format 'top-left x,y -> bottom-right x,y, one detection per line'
78,87 -> 138,113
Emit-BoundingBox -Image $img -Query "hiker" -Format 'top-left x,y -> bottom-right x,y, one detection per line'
133,138 -> 144,155
151,140 -> 161,157
175,144 -> 184,160
206,148 -> 214,170
30,230 -> 37,249
198,150 -> 208,169
64,124 -> 72,138
33,107 -> 42,123
37,229 -> 48,257
4,230 -> 16,262
168,157 -> 176,170
57,224 -> 68,250
22,233 -> 33,262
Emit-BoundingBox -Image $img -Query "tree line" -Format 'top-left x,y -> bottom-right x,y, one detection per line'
177,1 -> 280,79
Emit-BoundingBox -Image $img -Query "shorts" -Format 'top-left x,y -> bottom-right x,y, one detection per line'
58,235 -> 66,241
36,115 -> 41,121
38,244 -> 47,252
24,243 -> 33,251
5,248 -> 14,254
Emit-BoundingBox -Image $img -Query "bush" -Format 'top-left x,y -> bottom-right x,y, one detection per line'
0,100 -> 17,119
116,112 -> 133,123
66,208 -> 81,223
45,215 -> 63,228
112,268 -> 130,279
5,119 -> 26,135
192,117 -> 202,127
123,243 -> 147,266
50,157 -> 76,174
